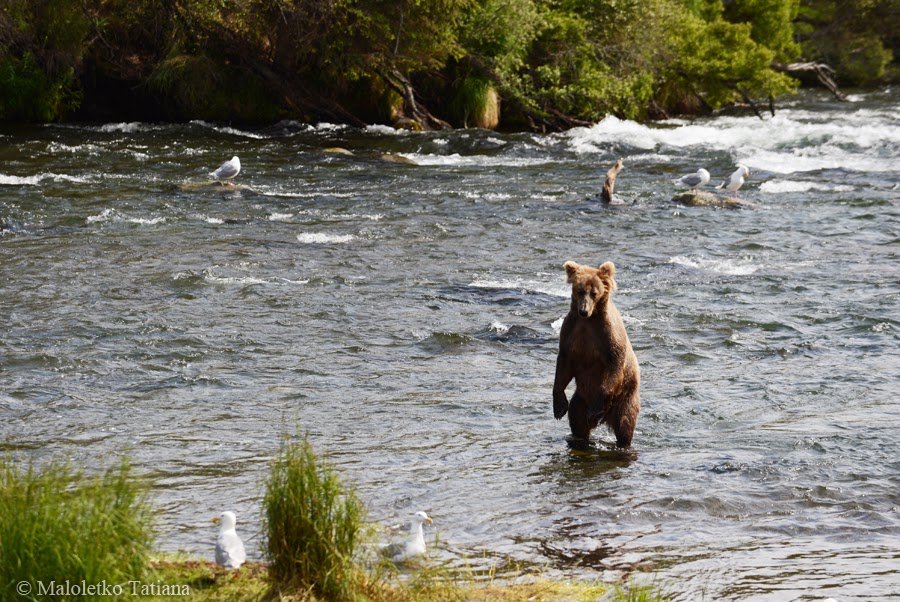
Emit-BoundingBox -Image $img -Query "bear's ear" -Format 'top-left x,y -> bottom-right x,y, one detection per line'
563,261 -> 580,283
597,261 -> 618,291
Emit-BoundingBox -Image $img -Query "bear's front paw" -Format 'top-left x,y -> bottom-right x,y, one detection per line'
553,393 -> 569,420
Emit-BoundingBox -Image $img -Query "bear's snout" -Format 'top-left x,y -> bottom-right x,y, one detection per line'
576,297 -> 595,318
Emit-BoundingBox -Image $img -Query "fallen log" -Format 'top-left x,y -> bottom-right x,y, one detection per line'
601,159 -> 625,205
772,61 -> 847,102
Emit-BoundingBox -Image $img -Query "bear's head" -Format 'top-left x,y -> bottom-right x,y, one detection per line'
564,260 -> 617,318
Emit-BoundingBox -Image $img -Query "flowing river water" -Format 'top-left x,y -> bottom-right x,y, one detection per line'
2,89 -> 898,600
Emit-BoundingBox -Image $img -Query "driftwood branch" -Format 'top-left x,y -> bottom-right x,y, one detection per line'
733,85 -> 765,120
601,159 -> 624,204
772,61 -> 848,102
381,67 -> 452,130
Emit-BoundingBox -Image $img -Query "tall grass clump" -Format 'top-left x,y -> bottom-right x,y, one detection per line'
263,436 -> 366,600
0,456 -> 154,601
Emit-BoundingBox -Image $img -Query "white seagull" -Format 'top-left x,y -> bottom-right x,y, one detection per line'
209,156 -> 241,184
381,511 -> 433,562
212,511 -> 247,569
716,164 -> 750,193
674,168 -> 711,190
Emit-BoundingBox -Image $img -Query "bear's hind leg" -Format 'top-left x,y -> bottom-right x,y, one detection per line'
611,391 -> 640,448
568,392 -> 600,440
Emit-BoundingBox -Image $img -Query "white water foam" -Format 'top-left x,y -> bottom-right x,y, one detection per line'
469,277 -> 569,298
203,269 -> 270,286
669,255 -> 759,276
87,208 -> 116,223
405,153 -> 550,168
98,122 -> 152,133
489,320 -> 510,334
296,232 -> 356,244
364,124 -> 411,136
190,120 -> 268,139
759,180 -> 856,193
87,209 -> 164,225
567,111 -> 900,174
1,172 -> 96,186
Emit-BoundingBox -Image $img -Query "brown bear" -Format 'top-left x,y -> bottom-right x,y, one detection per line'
553,260 -> 641,447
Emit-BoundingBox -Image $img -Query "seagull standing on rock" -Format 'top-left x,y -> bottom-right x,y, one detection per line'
381,511 -> 433,562
212,511 -> 247,569
674,168 -> 711,190
716,164 -> 750,194
209,156 -> 241,185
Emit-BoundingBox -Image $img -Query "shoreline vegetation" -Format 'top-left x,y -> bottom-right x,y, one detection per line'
0,438 -> 669,601
0,0 -> 896,130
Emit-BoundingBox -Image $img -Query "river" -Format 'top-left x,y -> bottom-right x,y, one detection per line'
2,88 -> 898,600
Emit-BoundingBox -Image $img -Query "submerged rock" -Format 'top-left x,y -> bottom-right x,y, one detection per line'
393,118 -> 422,131
671,190 -> 752,208
172,181 -> 255,194
323,147 -> 354,156
380,154 -> 417,166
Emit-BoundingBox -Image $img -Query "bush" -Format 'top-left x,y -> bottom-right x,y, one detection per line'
0,457 -> 154,602
263,436 -> 366,600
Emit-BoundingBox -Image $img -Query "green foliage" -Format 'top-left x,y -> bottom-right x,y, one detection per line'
146,55 -> 282,122
797,0 -> 896,85
263,435 -> 366,600
723,0 -> 801,62
0,456 -> 154,601
673,17 -> 798,109
0,0 -> 89,120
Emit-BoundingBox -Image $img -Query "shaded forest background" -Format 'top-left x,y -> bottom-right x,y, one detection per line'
0,0 -> 897,130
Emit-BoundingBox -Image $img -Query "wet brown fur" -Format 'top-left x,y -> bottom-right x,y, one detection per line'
553,261 -> 641,447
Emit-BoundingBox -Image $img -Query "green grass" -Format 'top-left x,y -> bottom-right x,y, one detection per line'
0,456 -> 154,602
262,436 -> 367,600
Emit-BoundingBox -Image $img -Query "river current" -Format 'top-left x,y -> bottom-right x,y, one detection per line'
2,89 -> 898,600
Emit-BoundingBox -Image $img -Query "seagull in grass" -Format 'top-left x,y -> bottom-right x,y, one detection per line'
212,511 -> 246,569
380,511 -> 433,562
674,168 -> 711,190
716,164 -> 750,195
209,156 -> 241,185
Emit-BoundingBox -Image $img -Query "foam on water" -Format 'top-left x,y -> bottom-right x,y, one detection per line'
405,153 -> 550,167
1,172 -> 95,185
567,108 -> 900,174
296,232 -> 356,244
469,277 -> 569,298
190,120 -> 269,139
759,179 -> 856,193
669,255 -> 760,276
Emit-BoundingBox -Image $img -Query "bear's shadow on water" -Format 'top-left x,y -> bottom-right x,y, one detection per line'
564,437 -> 637,467
535,436 -> 637,488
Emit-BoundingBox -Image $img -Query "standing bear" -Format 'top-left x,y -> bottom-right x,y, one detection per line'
553,260 -> 641,447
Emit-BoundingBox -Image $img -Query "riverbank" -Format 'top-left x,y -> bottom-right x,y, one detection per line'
148,556 -> 649,602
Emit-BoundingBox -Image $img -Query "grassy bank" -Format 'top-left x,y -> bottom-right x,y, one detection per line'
0,439 -> 667,601
148,556 -> 660,602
